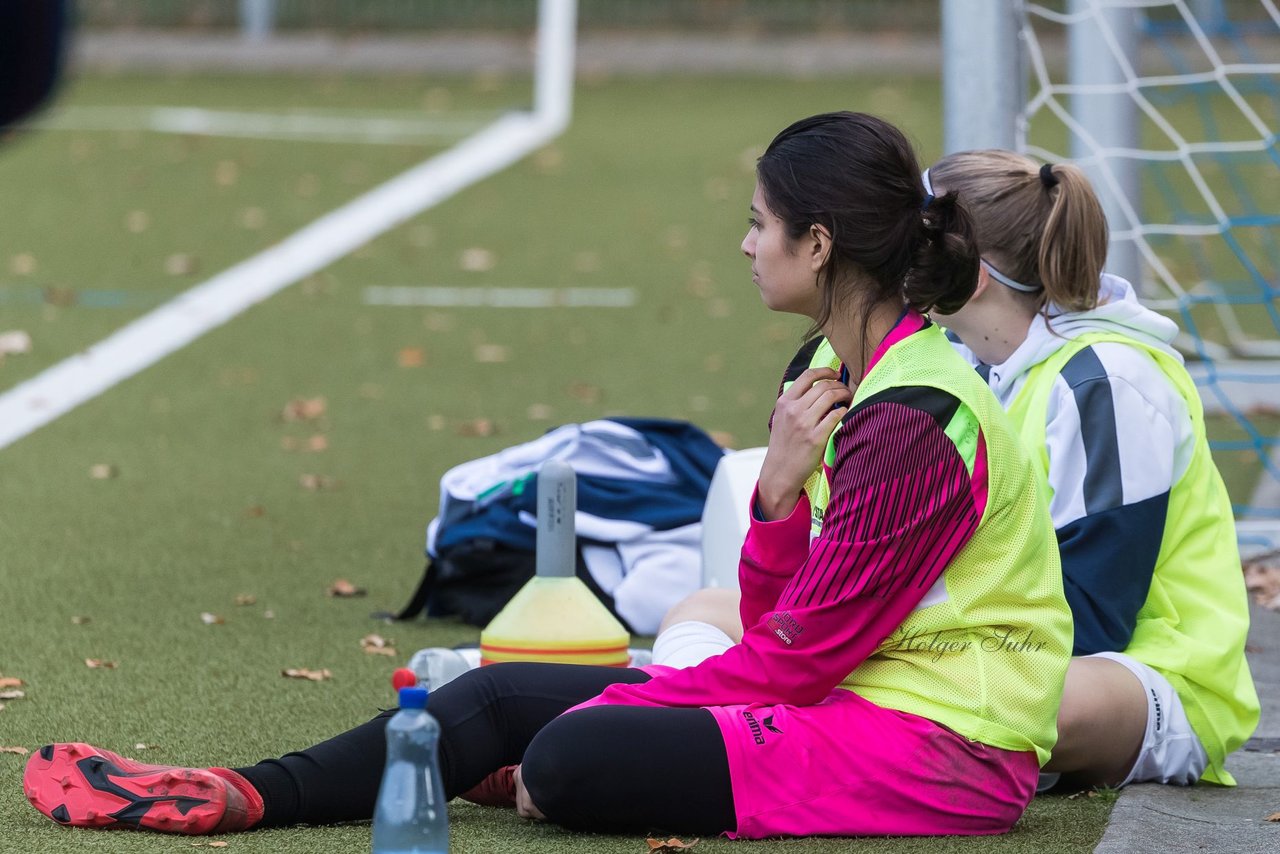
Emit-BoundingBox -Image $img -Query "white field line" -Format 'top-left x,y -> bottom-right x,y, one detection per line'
363,285 -> 636,308
0,110 -> 562,451
30,106 -> 496,145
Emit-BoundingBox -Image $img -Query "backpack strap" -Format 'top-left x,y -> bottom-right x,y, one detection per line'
379,559 -> 439,621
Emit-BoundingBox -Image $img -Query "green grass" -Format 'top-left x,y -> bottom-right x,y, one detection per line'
0,70 -> 1119,853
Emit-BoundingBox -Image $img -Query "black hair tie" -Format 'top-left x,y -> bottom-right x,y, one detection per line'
1039,162 -> 1059,188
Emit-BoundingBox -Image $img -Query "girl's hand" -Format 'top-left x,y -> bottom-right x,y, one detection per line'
757,367 -> 852,520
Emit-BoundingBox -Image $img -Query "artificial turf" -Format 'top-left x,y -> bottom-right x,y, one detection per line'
3,67 -> 1121,853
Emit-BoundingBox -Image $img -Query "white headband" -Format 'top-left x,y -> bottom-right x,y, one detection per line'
925,166 -> 1042,292
982,259 -> 1042,293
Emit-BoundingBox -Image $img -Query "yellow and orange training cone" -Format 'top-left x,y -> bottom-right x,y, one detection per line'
479,460 -> 630,667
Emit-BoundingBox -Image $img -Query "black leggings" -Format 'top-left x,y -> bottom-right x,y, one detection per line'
236,662 -> 737,835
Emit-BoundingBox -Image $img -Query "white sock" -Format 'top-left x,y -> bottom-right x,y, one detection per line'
651,620 -> 735,669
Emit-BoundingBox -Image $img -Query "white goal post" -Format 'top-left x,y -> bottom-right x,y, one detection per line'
0,0 -> 578,452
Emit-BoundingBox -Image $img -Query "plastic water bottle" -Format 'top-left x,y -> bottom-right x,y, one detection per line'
372,687 -> 448,854
406,647 -> 480,692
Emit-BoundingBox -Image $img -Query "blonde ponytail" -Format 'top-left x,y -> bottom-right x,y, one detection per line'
930,151 -> 1110,313
1037,163 -> 1109,311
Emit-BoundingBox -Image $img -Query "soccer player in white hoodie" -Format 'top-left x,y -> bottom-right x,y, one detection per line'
924,151 -> 1257,790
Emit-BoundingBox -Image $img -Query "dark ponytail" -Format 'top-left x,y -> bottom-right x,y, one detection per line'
757,112 -> 980,341
908,190 -> 980,314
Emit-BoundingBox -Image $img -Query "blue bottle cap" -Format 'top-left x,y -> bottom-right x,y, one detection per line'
398,686 -> 428,709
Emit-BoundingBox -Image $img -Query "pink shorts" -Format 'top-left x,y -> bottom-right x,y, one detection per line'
706,688 -> 1039,839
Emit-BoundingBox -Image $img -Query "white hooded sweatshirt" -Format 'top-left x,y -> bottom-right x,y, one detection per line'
953,274 -> 1197,654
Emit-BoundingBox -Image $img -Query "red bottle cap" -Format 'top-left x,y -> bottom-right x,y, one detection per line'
391,667 -> 418,691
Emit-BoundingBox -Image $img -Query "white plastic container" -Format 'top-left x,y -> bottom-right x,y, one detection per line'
699,447 -> 767,590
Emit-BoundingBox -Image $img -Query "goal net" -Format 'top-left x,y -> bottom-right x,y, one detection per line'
1016,0 -> 1280,547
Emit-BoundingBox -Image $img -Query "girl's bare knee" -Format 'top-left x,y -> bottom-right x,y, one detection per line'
658,588 -> 742,636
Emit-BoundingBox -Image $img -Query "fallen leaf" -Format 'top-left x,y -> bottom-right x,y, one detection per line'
234,594 -> 257,606
71,615 -> 91,625
533,146 -> 563,174
572,250 -> 599,273
456,418 -> 496,438
663,227 -> 688,253
708,431 -> 737,449
200,612 -> 226,626
218,366 -> 258,387
1244,553 -> 1280,611
0,746 -> 29,755
0,330 -> 33,355
707,297 -> 732,319
281,397 -> 327,422
567,382 -> 602,404
0,690 -> 24,700
44,286 -> 77,307
125,210 -> 150,233
739,144 -> 765,173
398,347 -> 426,368
263,610 -> 275,619
10,252 -> 37,275
244,505 -> 266,519
459,247 -> 496,272
473,344 -> 509,363
209,842 -> 229,849
686,263 -> 714,297
89,463 -> 118,480
85,659 -> 118,670
238,207 -> 266,229
647,837 -> 700,852
306,434 -> 328,452
327,579 -> 366,598
133,743 -> 158,751
1266,811 -> 1280,822
164,253 -> 199,276
422,312 -> 452,332
282,668 -> 332,682
214,159 -> 239,187
0,677 -> 23,689
704,176 -> 731,201
299,474 -> 337,492
360,634 -> 397,656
